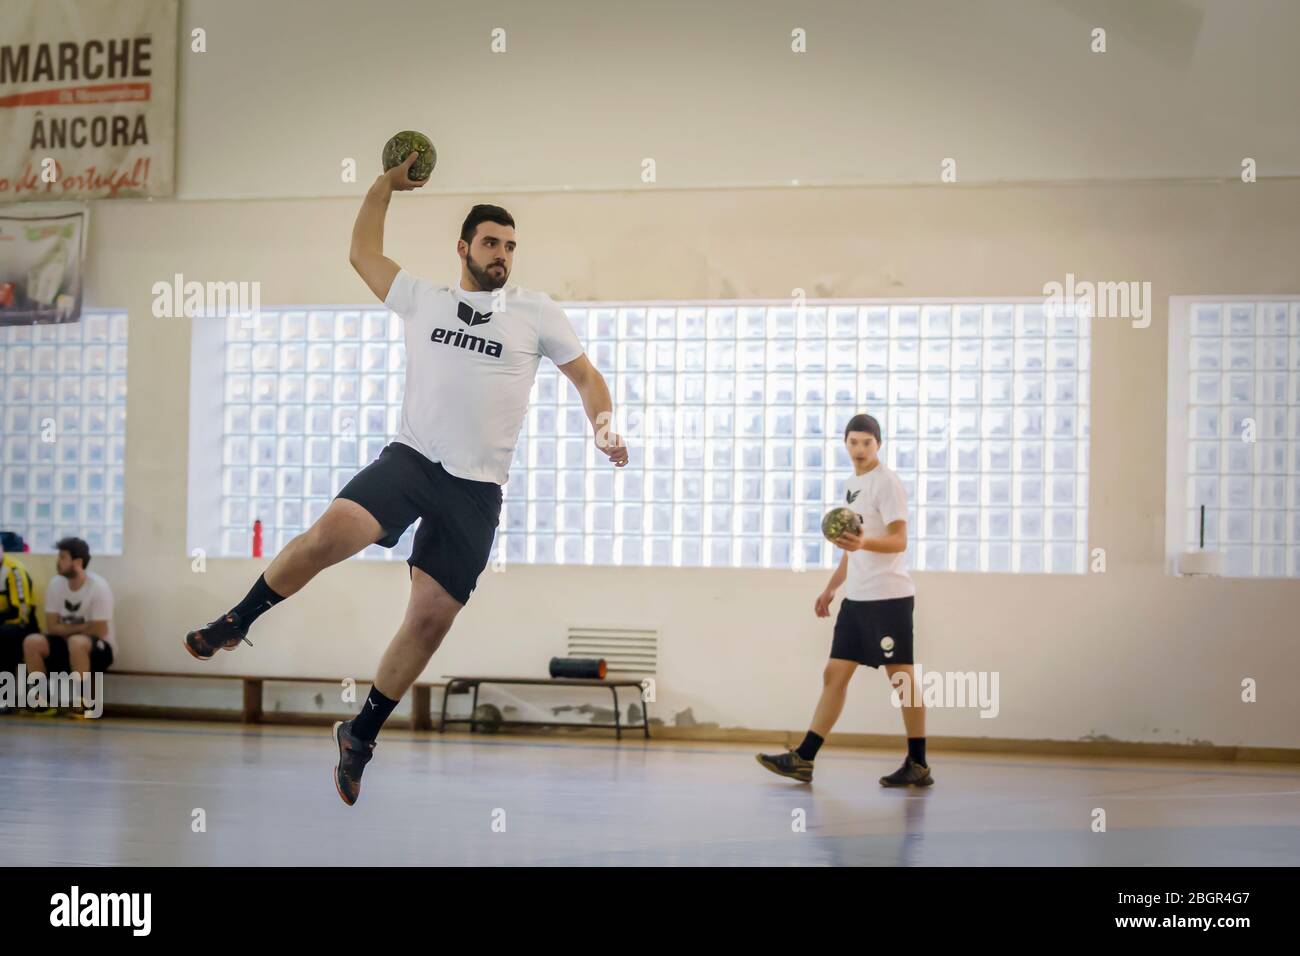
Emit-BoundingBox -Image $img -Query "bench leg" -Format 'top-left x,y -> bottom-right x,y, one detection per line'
611,686 -> 621,740
470,683 -> 479,734
412,685 -> 432,731
242,678 -> 263,724
438,681 -> 453,733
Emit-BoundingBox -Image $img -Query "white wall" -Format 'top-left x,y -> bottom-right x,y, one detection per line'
31,175 -> 1298,750
173,0 -> 1300,198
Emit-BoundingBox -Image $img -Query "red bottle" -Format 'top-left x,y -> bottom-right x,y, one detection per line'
252,519 -> 263,558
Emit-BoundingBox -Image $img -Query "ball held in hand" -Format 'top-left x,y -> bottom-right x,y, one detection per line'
821,507 -> 863,544
382,130 -> 436,181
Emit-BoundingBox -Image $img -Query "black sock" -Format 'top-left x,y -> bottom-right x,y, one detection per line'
351,687 -> 399,742
907,737 -> 927,767
795,731 -> 824,762
229,574 -> 284,629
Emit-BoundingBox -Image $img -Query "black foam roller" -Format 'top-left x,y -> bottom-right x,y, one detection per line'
549,657 -> 607,679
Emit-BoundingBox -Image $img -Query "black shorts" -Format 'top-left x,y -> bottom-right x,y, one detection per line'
43,633 -> 114,673
335,441 -> 503,605
830,596 -> 915,668
0,622 -> 41,672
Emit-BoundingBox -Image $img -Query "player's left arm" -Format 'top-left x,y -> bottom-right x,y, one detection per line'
77,619 -> 110,640
85,587 -> 114,641
557,354 -> 629,467
45,613 -> 108,639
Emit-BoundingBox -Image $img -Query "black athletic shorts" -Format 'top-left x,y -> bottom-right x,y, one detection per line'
0,622 -> 42,672
830,595 -> 915,668
44,633 -> 114,673
335,441 -> 503,606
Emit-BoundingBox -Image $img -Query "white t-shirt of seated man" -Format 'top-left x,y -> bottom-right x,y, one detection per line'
44,572 -> 115,650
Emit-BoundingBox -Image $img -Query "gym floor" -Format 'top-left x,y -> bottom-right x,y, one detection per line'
2,718 -> 1297,866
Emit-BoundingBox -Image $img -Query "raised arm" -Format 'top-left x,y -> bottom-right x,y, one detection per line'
349,151 -> 426,303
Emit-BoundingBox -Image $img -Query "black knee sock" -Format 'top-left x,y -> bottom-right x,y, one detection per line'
351,687 -> 399,742
229,574 -> 284,629
795,731 -> 824,761
907,737 -> 927,767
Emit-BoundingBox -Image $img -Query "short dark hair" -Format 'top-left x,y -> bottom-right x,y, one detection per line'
844,413 -> 882,444
460,204 -> 515,244
55,536 -> 91,569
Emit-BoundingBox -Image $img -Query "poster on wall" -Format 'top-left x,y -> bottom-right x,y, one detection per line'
0,0 -> 178,201
0,202 -> 89,325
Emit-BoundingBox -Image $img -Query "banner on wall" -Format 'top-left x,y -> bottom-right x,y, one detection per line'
0,202 -> 89,325
0,0 -> 178,201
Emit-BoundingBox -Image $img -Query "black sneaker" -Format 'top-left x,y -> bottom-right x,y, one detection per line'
755,749 -> 814,783
182,612 -> 253,661
879,756 -> 934,788
332,720 -> 376,807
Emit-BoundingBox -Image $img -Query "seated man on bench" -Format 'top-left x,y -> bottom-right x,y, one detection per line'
23,537 -> 115,716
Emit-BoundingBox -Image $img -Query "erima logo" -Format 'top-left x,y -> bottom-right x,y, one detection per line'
431,327 -> 504,358
881,635 -> 895,659
457,301 -> 492,327
846,489 -> 860,504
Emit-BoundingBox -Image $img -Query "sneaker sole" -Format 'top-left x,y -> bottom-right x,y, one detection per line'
879,776 -> 935,788
182,630 -> 240,661
754,753 -> 812,783
331,721 -> 357,807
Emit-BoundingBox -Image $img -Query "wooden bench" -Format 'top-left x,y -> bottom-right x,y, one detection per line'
106,670 -> 445,730
440,675 -> 651,739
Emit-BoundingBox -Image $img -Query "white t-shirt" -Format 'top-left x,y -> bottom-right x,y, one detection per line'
44,571 -> 115,649
384,270 -> 585,484
841,463 -> 915,601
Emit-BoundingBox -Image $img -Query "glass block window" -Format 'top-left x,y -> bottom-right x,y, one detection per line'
502,301 -> 1090,573
202,301 -> 1089,572
205,310 -> 407,559
0,313 -> 129,555
1175,299 -> 1300,577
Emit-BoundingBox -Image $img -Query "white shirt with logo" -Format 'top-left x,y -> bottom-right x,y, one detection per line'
841,463 -> 915,601
384,270 -> 585,485
44,571 -> 115,649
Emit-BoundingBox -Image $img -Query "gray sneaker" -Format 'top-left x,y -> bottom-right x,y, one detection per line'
755,748 -> 814,783
879,756 -> 934,788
